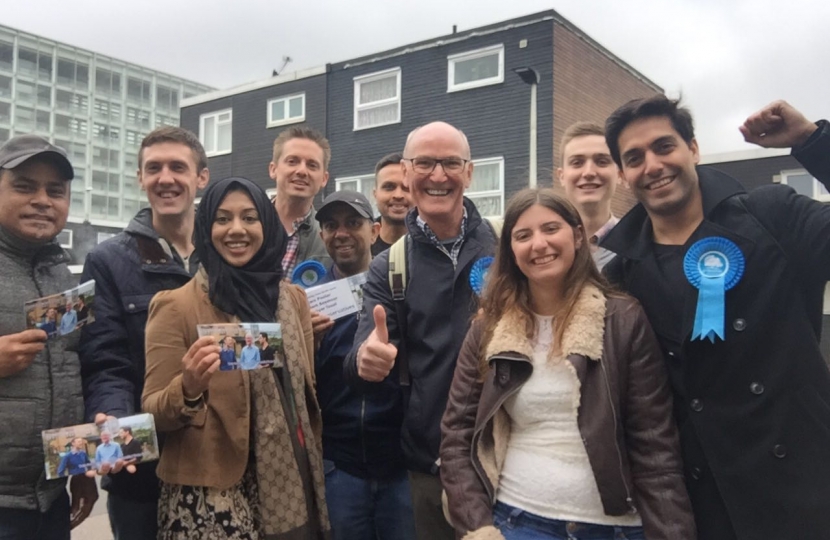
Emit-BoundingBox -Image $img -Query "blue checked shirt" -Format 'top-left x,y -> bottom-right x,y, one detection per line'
416,208 -> 468,269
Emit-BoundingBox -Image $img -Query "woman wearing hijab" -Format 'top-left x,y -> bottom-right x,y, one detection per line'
142,177 -> 329,539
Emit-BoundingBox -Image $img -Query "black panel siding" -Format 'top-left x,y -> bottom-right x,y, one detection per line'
180,74 -> 328,194
707,155 -> 804,192
325,20 -> 554,204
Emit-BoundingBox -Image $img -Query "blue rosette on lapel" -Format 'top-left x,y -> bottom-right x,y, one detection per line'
291,260 -> 327,288
683,237 -> 745,343
469,256 -> 494,296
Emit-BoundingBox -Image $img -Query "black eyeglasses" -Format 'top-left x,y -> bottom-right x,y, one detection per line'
402,156 -> 469,174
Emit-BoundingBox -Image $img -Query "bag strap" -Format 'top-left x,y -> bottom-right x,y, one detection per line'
387,235 -> 410,386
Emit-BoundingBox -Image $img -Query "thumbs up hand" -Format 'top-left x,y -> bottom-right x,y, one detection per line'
357,305 -> 398,382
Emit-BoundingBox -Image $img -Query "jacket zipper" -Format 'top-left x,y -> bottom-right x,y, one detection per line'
360,396 -> 367,464
599,359 -> 636,513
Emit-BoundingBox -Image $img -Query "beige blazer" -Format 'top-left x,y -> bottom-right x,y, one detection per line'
141,272 -> 317,489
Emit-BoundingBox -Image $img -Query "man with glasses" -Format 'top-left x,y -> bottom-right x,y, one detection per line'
346,122 -> 498,540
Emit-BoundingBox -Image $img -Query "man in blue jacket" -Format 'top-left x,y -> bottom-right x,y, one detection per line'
79,126 -> 208,540
314,190 -> 415,540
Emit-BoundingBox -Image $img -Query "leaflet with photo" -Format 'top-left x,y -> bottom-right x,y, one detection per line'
306,271 -> 368,320
24,279 -> 95,340
197,322 -> 284,371
41,413 -> 159,479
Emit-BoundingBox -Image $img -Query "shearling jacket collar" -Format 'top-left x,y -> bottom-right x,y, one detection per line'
485,283 -> 607,363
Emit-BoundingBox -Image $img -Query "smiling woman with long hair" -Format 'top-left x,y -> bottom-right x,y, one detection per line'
440,188 -> 695,540
142,177 -> 329,539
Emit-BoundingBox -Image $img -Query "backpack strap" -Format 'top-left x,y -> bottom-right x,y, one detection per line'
387,234 -> 410,386
388,234 -> 408,301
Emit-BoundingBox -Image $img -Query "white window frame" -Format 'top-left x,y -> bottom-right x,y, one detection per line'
199,108 -> 232,157
447,44 -> 504,93
778,168 -> 830,202
353,68 -> 401,131
267,93 -> 305,128
335,174 -> 377,214
467,156 -> 505,218
56,229 -> 73,249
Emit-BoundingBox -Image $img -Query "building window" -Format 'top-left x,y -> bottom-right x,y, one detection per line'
127,77 -> 151,105
56,229 -> 73,249
0,74 -> 11,98
200,109 -> 232,156
447,44 -> 504,92
56,58 -> 89,88
95,68 -> 122,97
468,157 -> 504,217
779,169 -> 830,201
353,68 -> 401,131
335,174 -> 377,214
0,40 -> 13,72
267,93 -> 305,127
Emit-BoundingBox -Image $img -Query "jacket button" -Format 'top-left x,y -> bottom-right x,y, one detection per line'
127,303 -> 135,310
145,259 -> 152,264
498,373 -> 508,384
690,399 -> 703,412
160,258 -> 167,263
566,522 -> 578,534
733,318 -> 747,331
773,444 -> 787,458
750,382 -> 765,395
668,351 -> 676,358
690,467 -> 703,480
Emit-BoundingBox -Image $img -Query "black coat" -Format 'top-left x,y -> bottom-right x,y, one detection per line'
79,208 -> 198,502
602,121 -> 830,540
345,198 -> 498,474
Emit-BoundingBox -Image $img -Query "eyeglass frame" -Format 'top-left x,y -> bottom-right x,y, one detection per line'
402,156 -> 470,174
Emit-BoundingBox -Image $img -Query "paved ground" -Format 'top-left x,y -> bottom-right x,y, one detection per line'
71,478 -> 112,540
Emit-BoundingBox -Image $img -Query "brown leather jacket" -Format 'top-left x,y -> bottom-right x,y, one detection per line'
440,285 -> 696,540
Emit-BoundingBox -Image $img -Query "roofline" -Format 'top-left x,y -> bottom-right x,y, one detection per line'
336,11 -> 556,69
550,13 -> 662,93
0,22 -> 214,90
181,65 -> 328,107
332,9 -> 660,93
700,147 -> 790,165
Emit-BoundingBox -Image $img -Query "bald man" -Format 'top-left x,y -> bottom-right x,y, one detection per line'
346,122 -> 498,539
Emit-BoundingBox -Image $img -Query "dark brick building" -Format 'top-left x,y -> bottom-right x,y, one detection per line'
180,10 -> 661,219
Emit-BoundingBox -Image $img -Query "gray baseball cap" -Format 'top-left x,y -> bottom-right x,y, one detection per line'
316,190 -> 374,222
0,134 -> 74,180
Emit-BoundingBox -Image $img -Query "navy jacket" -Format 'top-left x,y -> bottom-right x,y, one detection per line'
345,199 -> 498,474
602,121 -> 830,540
315,267 -> 405,479
79,209 -> 198,502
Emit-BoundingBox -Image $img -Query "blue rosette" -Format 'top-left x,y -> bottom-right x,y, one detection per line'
683,237 -> 745,343
469,256 -> 494,296
291,260 -> 327,288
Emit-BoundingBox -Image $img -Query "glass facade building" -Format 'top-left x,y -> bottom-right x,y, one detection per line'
0,24 -> 213,227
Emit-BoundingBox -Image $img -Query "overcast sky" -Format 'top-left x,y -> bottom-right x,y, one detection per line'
5,0 -> 827,155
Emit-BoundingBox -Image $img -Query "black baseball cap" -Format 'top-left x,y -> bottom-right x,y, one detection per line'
316,190 -> 374,223
0,134 -> 74,180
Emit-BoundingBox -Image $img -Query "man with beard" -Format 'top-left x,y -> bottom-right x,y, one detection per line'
314,191 -> 415,540
372,153 -> 411,256
602,96 -> 830,539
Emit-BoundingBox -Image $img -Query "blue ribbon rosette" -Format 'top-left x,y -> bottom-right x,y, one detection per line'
683,237 -> 745,343
469,256 -> 494,296
291,260 -> 327,288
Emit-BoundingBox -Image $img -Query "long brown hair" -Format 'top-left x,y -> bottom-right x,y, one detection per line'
478,188 -> 613,359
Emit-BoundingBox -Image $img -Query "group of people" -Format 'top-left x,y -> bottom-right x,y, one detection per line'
34,296 -> 91,338
0,93 -> 828,540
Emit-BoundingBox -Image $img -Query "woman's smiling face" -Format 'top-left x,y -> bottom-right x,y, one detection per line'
211,190 -> 264,267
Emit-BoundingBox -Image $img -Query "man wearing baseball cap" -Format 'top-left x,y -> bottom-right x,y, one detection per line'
312,190 -> 416,540
0,135 -> 97,539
